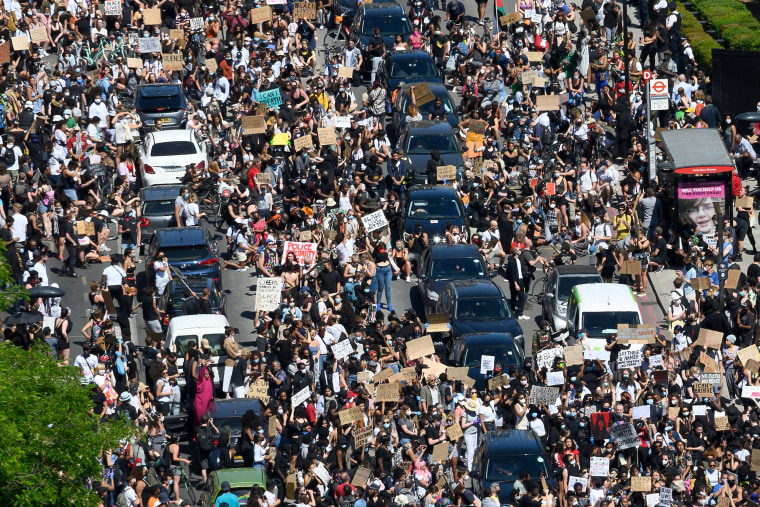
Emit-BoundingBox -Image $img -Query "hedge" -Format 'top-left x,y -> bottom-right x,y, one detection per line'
676,0 -> 722,71
689,0 -> 760,51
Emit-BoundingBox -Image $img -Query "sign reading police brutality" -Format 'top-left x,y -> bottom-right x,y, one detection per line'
282,241 -> 318,267
609,422 -> 641,449
138,37 -> 161,54
104,0 -> 122,16
361,210 -> 389,233
258,88 -> 282,109
331,339 -> 354,361
256,277 -> 281,312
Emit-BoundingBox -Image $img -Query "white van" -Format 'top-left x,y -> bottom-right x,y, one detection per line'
166,314 -> 230,386
566,284 -> 643,339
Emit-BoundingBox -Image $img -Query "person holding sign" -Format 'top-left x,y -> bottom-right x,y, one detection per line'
367,232 -> 394,312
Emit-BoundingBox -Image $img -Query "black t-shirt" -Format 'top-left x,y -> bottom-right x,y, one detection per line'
368,34 -> 385,57
318,268 -> 341,294
141,292 -> 159,321
120,216 -> 138,244
231,357 -> 248,386
747,263 -> 760,284
376,446 -> 392,474
653,237 -> 668,258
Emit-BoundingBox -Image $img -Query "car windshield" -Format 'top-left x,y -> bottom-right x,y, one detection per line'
405,134 -> 459,154
583,311 -> 640,337
431,257 -> 485,280
150,141 -> 197,157
174,333 -> 225,355
142,199 -> 175,216
417,95 -> 455,115
408,197 -> 462,219
485,455 -> 548,482
462,343 -> 520,368
390,58 -> 437,78
161,246 -> 212,263
170,287 -> 220,308
557,275 -> 602,302
455,297 -> 513,320
231,489 -> 251,505
136,89 -> 184,110
361,16 -> 410,35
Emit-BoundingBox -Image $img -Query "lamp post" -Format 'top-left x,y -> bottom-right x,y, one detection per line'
622,0 -> 630,102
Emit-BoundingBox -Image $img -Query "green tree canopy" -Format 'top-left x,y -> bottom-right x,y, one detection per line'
0,342 -> 135,507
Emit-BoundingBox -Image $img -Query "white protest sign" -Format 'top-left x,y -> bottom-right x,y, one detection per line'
189,17 -> 204,30
649,354 -> 663,368
547,371 -> 565,386
632,405 -> 651,420
742,386 -> 760,398
536,347 -> 564,371
583,350 -> 611,361
529,386 -> 560,405
692,405 -> 708,416
361,210 -> 389,233
660,487 -> 673,505
589,457 -> 609,477
104,0 -> 122,16
292,386 -> 311,407
609,422 -> 641,449
332,340 -> 354,361
256,277 -> 281,312
313,463 -> 331,485
618,349 -> 642,369
138,37 -> 161,53
568,476 -> 587,491
282,241 -> 318,267
335,116 -> 352,128
646,493 -> 661,507
480,355 -> 495,374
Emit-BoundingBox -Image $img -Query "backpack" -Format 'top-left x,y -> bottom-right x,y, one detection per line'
197,425 -> 215,453
4,147 -> 16,167
672,288 -> 691,313
115,355 -> 126,376
344,281 -> 358,303
115,485 -> 131,507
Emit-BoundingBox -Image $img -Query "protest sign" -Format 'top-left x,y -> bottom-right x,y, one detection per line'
247,379 -> 269,404
375,382 -> 400,402
590,457 -> 609,477
357,371 -> 372,384
591,412 -> 610,439
742,386 -> 760,399
422,358 -> 447,378
337,66 -> 354,78
632,476 -> 651,492
580,7 -> 602,32
480,355 -> 495,374
431,442 -> 448,463
258,88 -> 282,109
338,407 -> 364,426
255,173 -> 272,186
488,375 -> 510,390
105,0 -> 122,15
701,352 -> 720,373
649,354 -> 663,367
313,464 -> 331,486
391,367 -> 418,383
609,422 -> 641,449
205,58 -> 218,73
752,449 -> 760,472
11,37 -> 29,51
76,222 -> 96,236
407,335 -> 435,360
318,127 -> 337,145
335,116 -> 352,128
692,405 -> 708,416
138,37 -> 161,53
30,28 -> 47,43
654,370 -> 668,384
529,386 -> 559,405
352,467 -> 372,488
697,328 -> 723,349
282,241 -> 318,267
242,115 -> 267,135
354,426 -> 373,447
293,2 -> 316,18
469,119 -> 488,135
127,57 -> 142,68
632,405 -> 651,420
255,277 -> 281,312
715,416 -> 730,431
583,350 -> 611,361
292,387 -> 310,407
619,260 -> 642,275
726,269 -> 741,290
169,28 -> 184,41
268,416 -> 277,436
535,95 -> 560,111
437,165 -> 457,181
249,6 -> 273,23
668,407 -> 680,419
189,17 -> 204,30
373,368 -> 395,383
547,371 -> 565,386
293,135 -> 312,152
646,494 -> 660,507
660,487 -> 673,505
618,349 -> 642,369
526,51 -> 543,62
143,8 -> 162,24
568,477 -> 587,491
0,42 -> 10,64
412,82 -> 435,106
536,347 -> 564,372
564,345 -> 584,366
499,12 -> 522,25
332,340 -> 354,361
426,313 -> 449,333
361,210 -> 389,233
738,345 -> 760,366
699,373 -> 722,386
447,422 -> 463,441
689,276 -> 711,290
694,382 -> 714,397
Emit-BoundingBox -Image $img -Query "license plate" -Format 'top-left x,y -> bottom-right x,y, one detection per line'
161,118 -> 173,123
234,455 -> 242,460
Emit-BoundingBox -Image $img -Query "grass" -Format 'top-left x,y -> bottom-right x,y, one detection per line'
676,0 -> 722,71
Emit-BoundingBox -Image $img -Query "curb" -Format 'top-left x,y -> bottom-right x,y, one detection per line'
647,270 -> 668,318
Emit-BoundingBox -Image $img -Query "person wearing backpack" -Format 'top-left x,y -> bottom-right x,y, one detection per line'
115,476 -> 139,507
196,414 -> 219,484
1,134 -> 22,179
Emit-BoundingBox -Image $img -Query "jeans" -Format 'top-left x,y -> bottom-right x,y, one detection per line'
464,430 -> 478,471
64,244 -> 77,275
317,353 -> 327,388
376,265 -> 393,308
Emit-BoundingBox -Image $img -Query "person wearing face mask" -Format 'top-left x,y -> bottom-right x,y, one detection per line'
117,205 -> 140,254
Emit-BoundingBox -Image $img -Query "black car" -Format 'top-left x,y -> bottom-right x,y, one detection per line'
146,227 -> 222,287
134,83 -> 188,131
354,2 -> 412,78
385,52 -> 441,91
451,332 -> 525,391
138,184 -> 182,244
397,121 -> 464,184
437,280 -> 525,349
542,265 -> 603,331
417,244 -> 491,313
392,82 -> 459,132
209,398 -> 264,465
471,430 -> 553,504
159,277 -> 230,327
401,186 -> 466,247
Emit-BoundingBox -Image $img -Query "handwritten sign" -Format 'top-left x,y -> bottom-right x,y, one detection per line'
564,345 -> 584,366
739,345 -> 760,366
569,476 -> 587,492
255,173 -> 272,186
361,210 -> 389,233
331,339 -> 354,361
143,8 -> 162,25
352,467 -> 372,488
701,352 -> 720,373
335,116 -> 352,128
292,386 -> 310,407
407,335 -> 435,360
105,0 -> 122,16
247,379 -> 269,404
469,119 -> 487,135
375,382 -> 400,402
715,416 -> 730,431
11,37 -> 29,51
0,42 -> 10,64
282,241 -> 318,267
138,37 -> 161,54
689,276 -> 711,290
293,2 -> 317,19
697,328 -> 723,350
258,88 -> 283,109
694,382 -> 714,397
632,405 -> 651,420
499,11 -> 522,25
373,368 -> 395,383
536,347 -> 564,372
529,386 -> 559,405
127,57 -> 142,68
242,115 -> 267,135
169,28 -> 185,41
609,422 -> 640,449
293,135 -> 312,152
255,277 -> 281,312
447,422 -> 463,441
431,442 -> 448,463
162,53 -> 183,71
338,406 -> 364,426
337,66 -> 353,78
317,127 -> 337,145
412,82 -> 435,106
434,165 -> 456,182
590,457 -> 609,477
546,371 -> 564,386
480,355 -> 495,374
631,476 -> 652,492
30,28 -> 47,43
354,425 -> 373,447
488,375 -> 510,390
618,349 -> 642,369
249,6 -> 273,23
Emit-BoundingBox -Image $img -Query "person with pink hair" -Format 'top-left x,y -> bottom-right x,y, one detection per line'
413,459 -> 432,497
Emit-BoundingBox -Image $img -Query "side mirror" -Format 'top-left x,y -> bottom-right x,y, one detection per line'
470,471 -> 481,479
489,270 -> 497,278
417,273 -> 426,280
544,293 -> 554,298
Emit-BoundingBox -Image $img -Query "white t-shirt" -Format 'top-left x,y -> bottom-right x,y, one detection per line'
75,353 -> 99,379
103,264 -> 126,286
11,212 -> 28,242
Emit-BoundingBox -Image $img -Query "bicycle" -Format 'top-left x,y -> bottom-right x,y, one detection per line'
178,463 -> 197,505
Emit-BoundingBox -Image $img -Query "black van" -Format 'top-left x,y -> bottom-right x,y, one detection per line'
134,83 -> 187,131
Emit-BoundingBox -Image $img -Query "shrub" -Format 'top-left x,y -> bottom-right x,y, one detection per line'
676,0 -> 721,71
690,0 -> 760,51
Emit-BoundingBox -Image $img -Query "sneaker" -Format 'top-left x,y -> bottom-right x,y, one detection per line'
388,305 -> 395,312
377,303 -> 382,311
518,315 -> 530,320
656,265 -> 665,273
237,267 -> 249,272
100,245 -> 112,252
406,276 -> 411,283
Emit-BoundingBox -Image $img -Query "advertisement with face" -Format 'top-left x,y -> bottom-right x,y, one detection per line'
677,181 -> 727,247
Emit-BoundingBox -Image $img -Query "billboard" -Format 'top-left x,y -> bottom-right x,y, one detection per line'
676,180 -> 726,248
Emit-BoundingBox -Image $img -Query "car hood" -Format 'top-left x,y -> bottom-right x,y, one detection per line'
451,318 -> 523,337
406,153 -> 464,173
387,75 -> 440,90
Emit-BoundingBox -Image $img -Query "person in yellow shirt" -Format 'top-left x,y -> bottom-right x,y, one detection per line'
613,202 -> 634,246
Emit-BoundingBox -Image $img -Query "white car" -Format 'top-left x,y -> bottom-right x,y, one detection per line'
138,129 -> 208,187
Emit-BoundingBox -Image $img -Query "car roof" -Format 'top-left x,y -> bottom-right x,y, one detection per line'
571,283 -> 638,309
362,1 -> 404,14
555,265 -> 602,276
212,398 -> 263,420
168,277 -> 215,291
408,185 -> 460,198
460,332 -> 516,346
429,244 -> 480,259
136,83 -> 183,96
167,314 -> 229,332
390,51 -> 434,61
155,227 -> 208,246
139,185 -> 183,200
211,468 -> 267,489
406,120 -> 454,133
147,130 -> 197,143
482,429 -> 544,455
447,280 -> 503,298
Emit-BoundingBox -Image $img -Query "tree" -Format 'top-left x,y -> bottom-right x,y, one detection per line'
0,342 -> 136,507
0,241 -> 28,311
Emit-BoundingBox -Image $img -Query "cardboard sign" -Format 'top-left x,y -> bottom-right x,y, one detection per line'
529,386 -> 560,405
162,53 -> 183,71
352,466 -> 372,488
373,368 -> 395,383
668,407 -> 680,419
242,115 -> 267,135
499,12 -> 522,25
255,173 -> 272,186
422,358 -> 447,378
536,94 -> 560,110
76,221 -> 96,236
631,476 -> 652,492
693,382 -> 714,397
609,422 -> 641,449
488,375 -> 510,390
619,260 -> 642,275
338,406 -> 364,426
104,0 -> 122,16
412,82 -> 435,106
0,42 -> 10,64
256,277 -> 281,312
354,426 -> 373,447
447,422 -> 463,441
204,58 -> 218,73
317,127 -> 337,145
533,76 -> 547,87
376,382 -> 400,402
526,51 -> 544,63
689,276 -> 711,290
431,442 -> 448,463
564,345 -> 584,366
521,69 -> 538,84
30,28 -> 47,43
250,6 -> 273,24
739,345 -> 760,366
752,449 -> 760,472
715,416 -> 730,431
143,8 -> 162,25
737,196 -> 754,209
293,2 -> 317,19
101,290 -> 117,315
590,457 -> 609,477
169,28 -> 184,41
469,119 -> 488,135
337,66 -> 353,78
426,313 -> 449,333
580,7 -> 602,32
247,379 -> 269,402
406,335 -> 435,360
267,415 -> 277,436
391,367 -> 418,383
127,57 -> 142,68
11,37 -> 29,51
361,209 -> 389,233
701,352 -> 720,373
293,135 -> 312,152
726,269 -> 741,290
437,165 -> 457,181
697,328 -> 723,350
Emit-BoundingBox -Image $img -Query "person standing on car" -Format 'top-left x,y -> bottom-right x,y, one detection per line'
368,27 -> 386,85
506,247 -> 528,320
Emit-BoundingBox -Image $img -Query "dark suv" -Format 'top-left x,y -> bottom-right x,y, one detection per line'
146,227 -> 221,287
138,184 -> 182,244
134,84 -> 187,131
355,2 -> 412,78
417,244 -> 491,314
